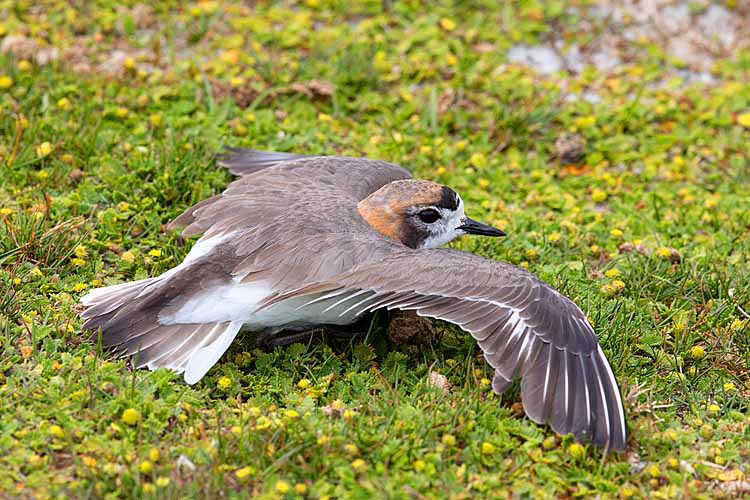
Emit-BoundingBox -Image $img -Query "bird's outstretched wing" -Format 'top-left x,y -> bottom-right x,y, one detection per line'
264,249 -> 627,452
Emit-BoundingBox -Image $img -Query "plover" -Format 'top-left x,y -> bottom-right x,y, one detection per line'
80,149 -> 627,451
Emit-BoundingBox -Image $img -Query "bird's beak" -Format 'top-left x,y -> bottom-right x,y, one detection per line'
458,217 -> 506,237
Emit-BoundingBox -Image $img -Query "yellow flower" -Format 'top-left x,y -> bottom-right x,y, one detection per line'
235,466 -> 254,480
708,403 -> 720,415
294,483 -> 308,495
620,485 -> 638,499
275,480 -> 290,494
217,376 -> 232,390
71,258 -> 86,267
525,249 -> 538,260
0,75 -> 13,90
81,455 -> 97,468
142,484 -> 155,494
610,280 -> 626,291
121,408 -> 140,426
480,377 -> 491,387
469,152 -> 487,169
568,442 -> 585,460
655,247 -> 672,258
74,245 -> 87,258
723,382 -> 736,392
737,112 -> 750,128
604,268 -> 620,277
230,76 -> 244,88
148,249 -> 162,257
57,97 -> 71,110
139,460 -> 153,474
297,378 -> 311,389
691,345 -> 706,360
253,416 -> 271,431
413,459 -> 426,471
663,429 -> 679,441
442,434 -> 456,447
647,464 -> 661,478
72,283 -> 88,292
149,448 -> 160,462
440,18 -> 457,31
49,425 -> 64,438
591,189 -> 607,202
609,228 -> 624,238
36,142 -> 53,158
344,443 -> 359,455
123,57 -> 136,70
149,113 -> 162,127
350,459 -> 367,472
316,435 -> 328,446
115,107 -> 129,118
284,409 -> 299,419
0,207 -> 12,216
245,112 -> 256,122
343,409 -> 355,422
481,442 -> 495,454
156,477 -> 170,487
18,60 -> 32,71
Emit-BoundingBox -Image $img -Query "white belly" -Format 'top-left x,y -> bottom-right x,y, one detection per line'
158,281 -> 364,330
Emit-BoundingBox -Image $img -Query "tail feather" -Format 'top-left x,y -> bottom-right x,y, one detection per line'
81,279 -> 241,384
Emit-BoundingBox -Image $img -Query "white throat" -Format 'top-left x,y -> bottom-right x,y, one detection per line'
419,197 -> 466,249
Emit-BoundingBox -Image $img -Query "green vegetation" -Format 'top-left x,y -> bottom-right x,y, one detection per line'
1,1 -> 749,498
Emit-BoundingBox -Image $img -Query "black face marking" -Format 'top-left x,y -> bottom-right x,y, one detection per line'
438,187 -> 459,211
399,224 -> 430,249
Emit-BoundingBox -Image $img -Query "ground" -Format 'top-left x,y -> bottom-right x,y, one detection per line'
1,1 -> 749,498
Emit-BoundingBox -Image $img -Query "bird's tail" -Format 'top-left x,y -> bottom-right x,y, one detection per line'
80,278 -> 242,384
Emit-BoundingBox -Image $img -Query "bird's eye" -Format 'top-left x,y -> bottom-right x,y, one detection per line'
417,208 -> 441,223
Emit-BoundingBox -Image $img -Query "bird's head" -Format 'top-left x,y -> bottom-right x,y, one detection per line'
357,180 -> 505,249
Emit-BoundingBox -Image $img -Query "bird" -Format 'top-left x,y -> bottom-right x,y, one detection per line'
79,148 -> 627,452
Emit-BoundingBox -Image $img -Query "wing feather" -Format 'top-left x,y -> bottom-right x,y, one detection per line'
266,250 -> 627,451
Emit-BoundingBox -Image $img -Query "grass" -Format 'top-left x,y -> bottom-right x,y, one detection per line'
1,1 -> 749,498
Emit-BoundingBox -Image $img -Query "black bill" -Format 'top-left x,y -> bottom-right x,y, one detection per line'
458,217 -> 506,237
